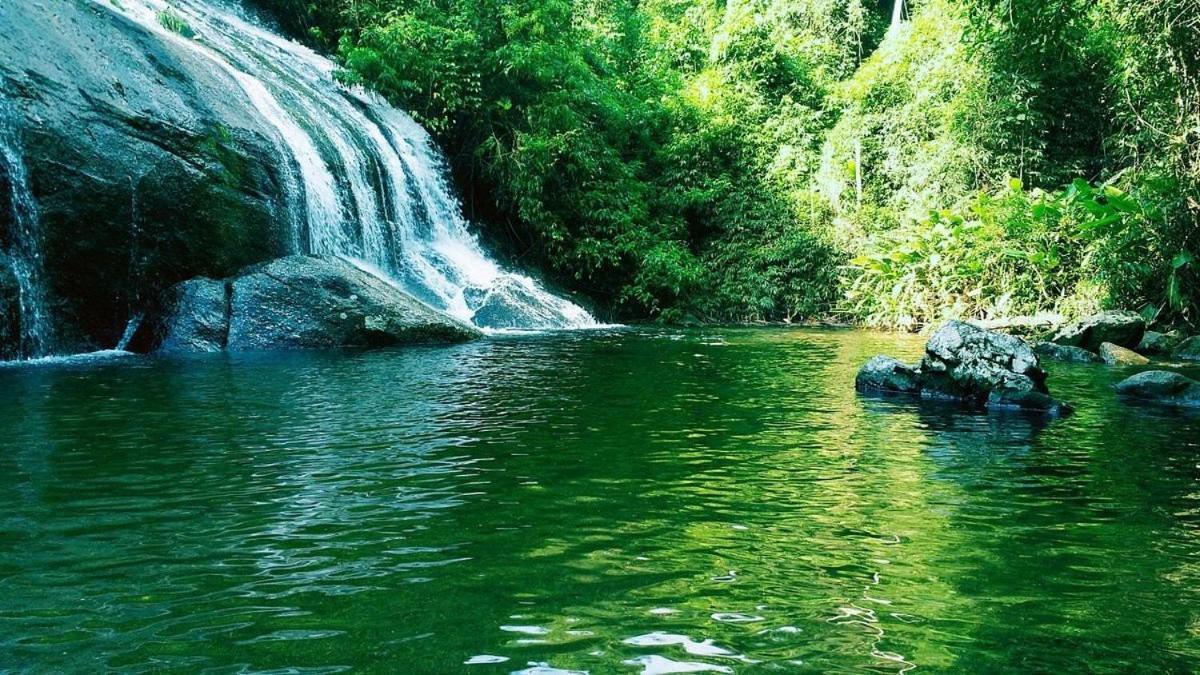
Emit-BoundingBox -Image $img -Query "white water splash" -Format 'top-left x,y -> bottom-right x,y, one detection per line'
96,0 -> 602,331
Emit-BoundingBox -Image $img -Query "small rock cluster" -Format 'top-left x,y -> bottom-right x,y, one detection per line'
1032,310 -> 1198,365
1039,311 -> 1200,409
856,320 -> 1072,415
858,311 -> 1200,414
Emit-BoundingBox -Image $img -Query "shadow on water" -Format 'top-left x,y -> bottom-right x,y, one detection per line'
0,328 -> 1197,672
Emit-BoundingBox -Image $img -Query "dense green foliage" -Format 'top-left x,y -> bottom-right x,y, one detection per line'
252,0 -> 1199,328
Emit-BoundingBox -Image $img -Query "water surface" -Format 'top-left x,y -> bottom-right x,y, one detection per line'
1,329 -> 1198,673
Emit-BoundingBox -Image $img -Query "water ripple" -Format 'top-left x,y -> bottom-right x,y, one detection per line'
0,329 -> 1197,672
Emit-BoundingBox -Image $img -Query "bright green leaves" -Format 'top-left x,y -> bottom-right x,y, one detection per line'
157,9 -> 195,38
248,0 -> 1197,326
844,177 -> 1175,330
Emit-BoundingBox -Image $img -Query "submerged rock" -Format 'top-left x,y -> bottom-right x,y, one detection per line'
1051,311 -> 1145,352
1034,342 -> 1102,364
1099,342 -> 1150,366
1174,336 -> 1200,362
132,256 -> 481,353
1136,330 -> 1183,356
1114,370 -> 1200,408
856,320 -> 1071,415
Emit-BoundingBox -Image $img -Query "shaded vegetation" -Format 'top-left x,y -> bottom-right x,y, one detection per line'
251,0 -> 1200,329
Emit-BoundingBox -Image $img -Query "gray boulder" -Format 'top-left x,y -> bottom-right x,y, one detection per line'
856,320 -> 1071,415
1174,336 -> 1200,362
1034,341 -> 1102,364
131,256 -> 481,353
855,356 -> 921,393
1051,311 -> 1145,352
225,256 -> 480,351
1114,370 -> 1200,408
465,276 -> 584,330
920,320 -> 1047,398
1099,342 -> 1149,366
464,280 -> 536,330
1136,330 -> 1183,356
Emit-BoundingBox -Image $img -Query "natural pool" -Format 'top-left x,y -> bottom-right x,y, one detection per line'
1,328 -> 1198,673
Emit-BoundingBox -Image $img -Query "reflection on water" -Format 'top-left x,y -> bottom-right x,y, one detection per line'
0,328 -> 1198,672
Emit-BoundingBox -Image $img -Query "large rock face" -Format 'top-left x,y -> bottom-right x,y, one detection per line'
0,254 -> 18,360
1051,311 -> 1145,352
1115,371 -> 1200,408
0,0 -> 288,352
133,256 -> 480,353
857,320 -> 1071,415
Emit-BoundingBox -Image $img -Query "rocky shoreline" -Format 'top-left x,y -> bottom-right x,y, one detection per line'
857,311 -> 1200,413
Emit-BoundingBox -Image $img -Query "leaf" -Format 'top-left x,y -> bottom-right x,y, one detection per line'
1172,251 -> 1195,269
1008,177 -> 1023,192
1078,213 -> 1122,232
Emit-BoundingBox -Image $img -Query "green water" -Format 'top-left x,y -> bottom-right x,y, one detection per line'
1,328 -> 1199,673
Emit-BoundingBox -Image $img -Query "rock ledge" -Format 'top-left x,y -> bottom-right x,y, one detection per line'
130,255 -> 480,353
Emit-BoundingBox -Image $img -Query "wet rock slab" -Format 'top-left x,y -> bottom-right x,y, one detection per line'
133,255 -> 480,353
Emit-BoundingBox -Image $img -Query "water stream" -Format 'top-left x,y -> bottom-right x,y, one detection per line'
0,101 -> 51,359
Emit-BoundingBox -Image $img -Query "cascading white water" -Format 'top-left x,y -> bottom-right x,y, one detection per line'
0,102 -> 51,358
98,0 -> 600,330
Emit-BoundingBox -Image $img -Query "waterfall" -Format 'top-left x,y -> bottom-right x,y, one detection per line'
116,313 -> 144,352
0,102 -> 51,359
95,0 -> 600,331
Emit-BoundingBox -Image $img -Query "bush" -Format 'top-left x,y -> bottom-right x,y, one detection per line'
246,0 -> 1197,327
845,177 -> 1192,329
